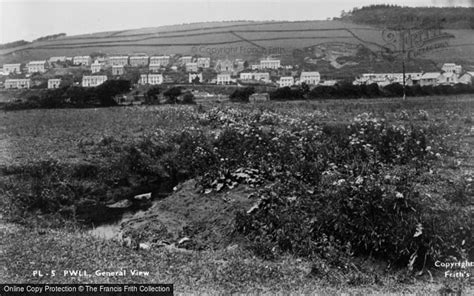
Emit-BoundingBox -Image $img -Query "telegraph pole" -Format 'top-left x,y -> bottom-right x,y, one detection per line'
402,29 -> 406,100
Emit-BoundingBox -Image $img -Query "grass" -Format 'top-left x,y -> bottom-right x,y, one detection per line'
0,95 -> 473,294
2,19 -> 473,69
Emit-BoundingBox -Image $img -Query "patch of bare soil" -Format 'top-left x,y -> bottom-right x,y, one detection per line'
121,179 -> 258,250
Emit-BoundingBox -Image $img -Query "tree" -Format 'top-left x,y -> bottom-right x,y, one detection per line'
180,92 -> 196,104
146,86 -> 161,103
230,87 -> 255,102
163,87 -> 182,104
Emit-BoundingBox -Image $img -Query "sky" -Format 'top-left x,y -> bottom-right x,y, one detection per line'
0,0 -> 473,44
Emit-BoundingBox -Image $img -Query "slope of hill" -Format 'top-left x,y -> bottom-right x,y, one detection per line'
1,20 -> 473,77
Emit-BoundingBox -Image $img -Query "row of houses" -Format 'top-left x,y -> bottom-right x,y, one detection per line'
2,55 -> 283,77
354,63 -> 474,87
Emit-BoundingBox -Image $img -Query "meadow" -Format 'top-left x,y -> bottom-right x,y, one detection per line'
0,95 -> 472,294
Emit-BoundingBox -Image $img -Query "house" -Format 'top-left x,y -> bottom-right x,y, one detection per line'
130,56 -> 149,67
420,72 -> 442,86
112,65 -> 125,76
320,80 -> 338,86
49,56 -> 66,63
109,56 -> 129,66
2,64 -> 21,74
239,72 -> 270,82
149,56 -> 170,66
27,61 -> 47,73
185,62 -> 198,73
82,75 -> 107,87
235,59 -> 246,72
441,63 -> 462,74
189,73 -> 203,83
48,78 -> 61,89
250,64 -> 260,70
278,76 -> 294,88
139,74 -> 163,85
438,72 -> 459,85
197,57 -> 211,68
260,58 -> 280,69
73,56 -> 92,66
91,60 -> 103,73
4,79 -> 30,89
249,93 -> 270,102
217,73 -> 232,85
300,72 -> 321,85
180,56 -> 194,65
458,72 -> 474,85
215,59 -> 234,73
149,64 -> 162,72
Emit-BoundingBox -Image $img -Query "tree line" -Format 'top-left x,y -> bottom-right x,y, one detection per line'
339,5 -> 474,29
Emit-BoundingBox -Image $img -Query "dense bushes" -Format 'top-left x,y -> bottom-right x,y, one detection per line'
230,87 -> 255,102
190,109 -> 472,266
269,83 -> 474,100
3,80 -> 133,110
269,86 -> 304,100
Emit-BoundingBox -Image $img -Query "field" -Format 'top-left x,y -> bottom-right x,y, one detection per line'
0,95 -> 473,294
1,20 -> 474,74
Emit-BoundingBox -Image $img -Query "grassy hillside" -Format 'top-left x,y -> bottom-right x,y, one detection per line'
1,20 -> 473,76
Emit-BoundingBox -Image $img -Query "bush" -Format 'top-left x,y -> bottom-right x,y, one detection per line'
180,92 -> 196,105
269,87 -> 304,100
230,87 -> 255,102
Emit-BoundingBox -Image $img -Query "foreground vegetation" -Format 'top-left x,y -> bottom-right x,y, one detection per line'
0,95 -> 472,293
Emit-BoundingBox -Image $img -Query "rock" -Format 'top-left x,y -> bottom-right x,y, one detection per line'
134,192 -> 152,201
226,244 -> 238,252
139,243 -> 151,250
106,199 -> 133,209
178,237 -> 191,245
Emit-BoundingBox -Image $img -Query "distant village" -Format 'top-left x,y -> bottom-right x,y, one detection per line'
1,53 -> 473,94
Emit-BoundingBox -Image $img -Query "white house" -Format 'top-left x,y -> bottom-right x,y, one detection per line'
438,72 -> 459,85
180,56 -> 193,64
91,61 -> 103,73
2,64 -> 21,74
217,73 -> 232,85
458,72 -> 474,85
215,59 -> 234,73
185,62 -> 198,73
189,73 -> 203,83
48,78 -> 61,89
109,56 -> 129,66
4,79 -> 30,89
82,75 -> 107,87
441,63 -> 462,74
278,76 -> 294,88
240,72 -> 270,82
112,65 -> 125,76
49,56 -> 67,63
73,56 -> 92,66
27,61 -> 47,73
130,56 -> 149,67
149,56 -> 170,66
300,72 -> 321,85
260,59 -> 280,69
197,57 -> 211,68
139,74 -> 163,85
420,72 -> 442,86
149,64 -> 162,72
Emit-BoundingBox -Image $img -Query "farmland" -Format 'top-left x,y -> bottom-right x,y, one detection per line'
1,19 -> 474,76
0,95 -> 472,293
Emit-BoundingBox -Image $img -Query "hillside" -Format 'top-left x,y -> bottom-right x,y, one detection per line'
2,19 -> 474,77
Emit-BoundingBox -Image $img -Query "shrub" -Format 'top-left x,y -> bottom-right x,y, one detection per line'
230,87 -> 255,102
